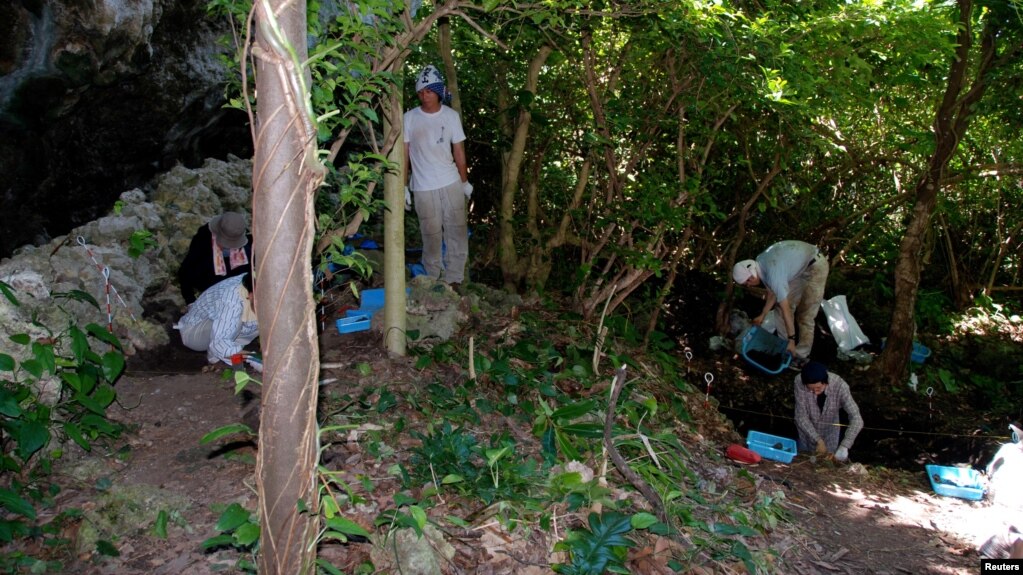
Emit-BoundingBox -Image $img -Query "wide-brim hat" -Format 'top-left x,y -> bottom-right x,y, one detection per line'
209,212 -> 248,249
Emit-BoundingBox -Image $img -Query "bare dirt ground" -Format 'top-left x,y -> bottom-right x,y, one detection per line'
47,313 -> 998,575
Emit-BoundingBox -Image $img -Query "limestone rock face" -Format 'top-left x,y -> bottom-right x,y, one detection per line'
0,0 -> 251,257
0,156 -> 253,359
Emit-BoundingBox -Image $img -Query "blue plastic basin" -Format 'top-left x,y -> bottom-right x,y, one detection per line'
747,430 -> 797,463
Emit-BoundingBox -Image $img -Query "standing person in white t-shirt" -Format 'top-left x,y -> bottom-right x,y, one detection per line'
404,64 -> 473,288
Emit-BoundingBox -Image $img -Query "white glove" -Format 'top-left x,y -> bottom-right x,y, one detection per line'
404,186 -> 412,211
835,446 -> 849,462
462,181 -> 473,199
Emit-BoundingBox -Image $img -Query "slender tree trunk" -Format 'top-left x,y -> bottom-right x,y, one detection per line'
498,45 -> 553,291
251,0 -> 322,572
878,0 -> 1000,385
438,18 -> 461,115
383,86 -> 407,355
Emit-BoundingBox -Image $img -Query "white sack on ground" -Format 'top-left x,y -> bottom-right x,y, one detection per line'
821,295 -> 870,352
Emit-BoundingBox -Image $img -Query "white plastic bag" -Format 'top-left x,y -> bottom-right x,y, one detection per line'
820,295 -> 870,352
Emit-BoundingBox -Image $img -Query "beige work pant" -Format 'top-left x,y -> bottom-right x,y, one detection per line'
413,180 -> 468,284
775,253 -> 829,358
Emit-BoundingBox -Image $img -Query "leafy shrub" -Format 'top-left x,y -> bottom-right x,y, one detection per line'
0,281 -> 125,569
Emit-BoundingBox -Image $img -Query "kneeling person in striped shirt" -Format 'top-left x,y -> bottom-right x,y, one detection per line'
175,273 -> 258,365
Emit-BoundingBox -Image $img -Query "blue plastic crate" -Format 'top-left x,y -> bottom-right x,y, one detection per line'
350,288 -> 411,318
925,464 -> 985,501
740,327 -> 792,374
911,342 -> 931,364
746,430 -> 797,463
360,288 -> 385,312
336,314 -> 371,334
881,339 -> 932,364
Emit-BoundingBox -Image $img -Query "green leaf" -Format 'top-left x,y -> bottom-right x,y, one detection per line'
233,522 -> 260,546
201,534 -> 235,550
558,423 -> 606,438
101,352 -> 125,382
410,505 -> 428,531
324,516 -> 371,538
96,539 -> 120,557
214,503 -> 252,532
555,429 -> 580,461
558,512 -> 634,574
200,424 -> 255,445
0,389 -> 22,417
0,487 -> 37,520
0,353 -> 15,372
62,372 -> 82,393
0,518 -> 29,543
80,413 -> 120,436
86,324 -> 122,351
316,558 -> 345,575
9,333 -> 30,346
20,359 -> 43,379
70,326 -> 89,361
551,400 -> 597,420
441,474 -> 464,485
0,281 -> 19,306
16,420 -> 50,460
56,290 -> 100,308
234,370 -> 253,394
31,342 -> 55,375
485,446 -> 511,467
91,384 -> 116,410
153,510 -> 169,539
63,422 -> 91,451
713,523 -> 760,536
630,512 -> 659,529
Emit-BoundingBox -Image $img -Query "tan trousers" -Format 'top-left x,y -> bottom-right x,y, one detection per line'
774,253 -> 829,358
413,180 -> 468,283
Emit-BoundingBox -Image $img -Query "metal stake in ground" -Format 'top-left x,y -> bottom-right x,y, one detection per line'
102,266 -> 113,332
704,372 -> 714,407
926,387 -> 934,421
76,236 -> 138,324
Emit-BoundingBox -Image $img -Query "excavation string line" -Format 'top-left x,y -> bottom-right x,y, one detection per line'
716,403 -> 1014,441
76,236 -> 138,326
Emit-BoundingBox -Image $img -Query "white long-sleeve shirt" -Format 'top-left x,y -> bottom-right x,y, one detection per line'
176,275 -> 258,364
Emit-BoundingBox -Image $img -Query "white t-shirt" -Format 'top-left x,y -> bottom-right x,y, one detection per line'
403,105 -> 466,192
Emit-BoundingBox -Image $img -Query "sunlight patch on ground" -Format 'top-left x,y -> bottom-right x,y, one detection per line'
822,482 -> 1000,549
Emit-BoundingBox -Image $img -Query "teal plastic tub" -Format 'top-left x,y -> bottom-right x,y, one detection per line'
740,327 -> 792,374
925,464 -> 985,501
747,430 -> 797,463
336,314 -> 371,334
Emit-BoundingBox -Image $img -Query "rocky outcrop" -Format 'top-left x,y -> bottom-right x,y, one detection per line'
0,156 -> 253,359
0,0 -> 251,257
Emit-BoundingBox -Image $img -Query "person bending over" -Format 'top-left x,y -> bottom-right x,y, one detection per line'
733,240 -> 828,370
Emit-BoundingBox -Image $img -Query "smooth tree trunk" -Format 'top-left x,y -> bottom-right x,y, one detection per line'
383,87 -> 407,355
251,0 -> 322,572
